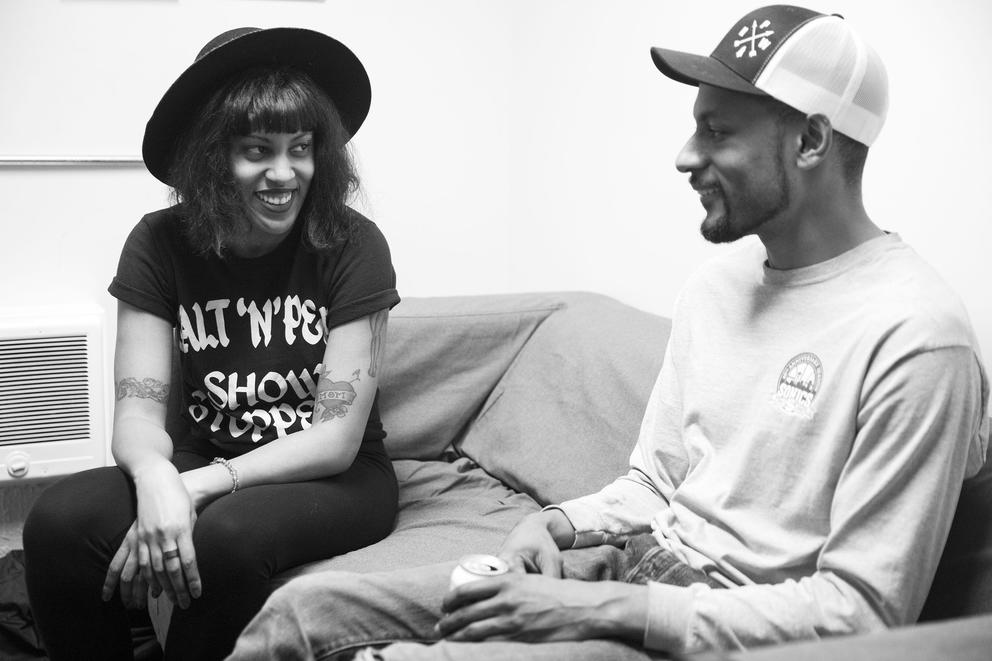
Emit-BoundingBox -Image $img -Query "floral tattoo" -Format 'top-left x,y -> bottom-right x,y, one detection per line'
115,377 -> 170,403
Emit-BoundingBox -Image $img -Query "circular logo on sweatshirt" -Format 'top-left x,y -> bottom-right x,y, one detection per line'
772,352 -> 822,419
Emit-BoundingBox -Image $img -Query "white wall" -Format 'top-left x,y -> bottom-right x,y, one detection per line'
2,0 -> 989,355
0,1 -> 990,543
499,0 -> 992,375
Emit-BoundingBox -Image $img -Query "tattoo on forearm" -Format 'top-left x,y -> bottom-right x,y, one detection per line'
116,377 -> 170,403
368,309 -> 388,378
314,369 -> 361,423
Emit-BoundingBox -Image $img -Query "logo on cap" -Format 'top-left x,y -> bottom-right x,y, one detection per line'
734,19 -> 774,59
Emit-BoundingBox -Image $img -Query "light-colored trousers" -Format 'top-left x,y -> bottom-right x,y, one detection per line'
227,543 -> 675,661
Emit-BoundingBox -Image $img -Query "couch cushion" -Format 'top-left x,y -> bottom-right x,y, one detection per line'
276,458 -> 541,582
378,294 -> 562,460
919,438 -> 992,620
457,292 -> 671,506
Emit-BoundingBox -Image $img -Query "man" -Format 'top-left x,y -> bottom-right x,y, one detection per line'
228,5 -> 989,659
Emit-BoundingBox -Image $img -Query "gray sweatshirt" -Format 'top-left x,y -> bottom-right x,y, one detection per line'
558,234 -> 989,654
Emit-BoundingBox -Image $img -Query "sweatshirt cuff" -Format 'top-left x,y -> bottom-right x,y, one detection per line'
644,581 -> 696,652
544,502 -> 610,549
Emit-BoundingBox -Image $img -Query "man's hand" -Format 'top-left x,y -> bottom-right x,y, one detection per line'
498,510 -> 576,576
436,573 -> 648,643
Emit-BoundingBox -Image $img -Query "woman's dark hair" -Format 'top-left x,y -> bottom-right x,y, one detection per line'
167,66 -> 360,256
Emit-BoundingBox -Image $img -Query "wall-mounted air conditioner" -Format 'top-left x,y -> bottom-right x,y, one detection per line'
0,306 -> 108,482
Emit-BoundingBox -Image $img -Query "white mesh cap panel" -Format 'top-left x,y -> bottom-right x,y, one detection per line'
851,45 -> 889,128
754,16 -> 888,145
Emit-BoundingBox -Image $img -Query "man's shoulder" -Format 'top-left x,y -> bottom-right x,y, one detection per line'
862,238 -> 977,351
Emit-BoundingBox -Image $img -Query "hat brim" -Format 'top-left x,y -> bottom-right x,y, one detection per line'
650,47 -> 766,97
143,27 -> 370,185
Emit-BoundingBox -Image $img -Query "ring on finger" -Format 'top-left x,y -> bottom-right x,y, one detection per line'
162,548 -> 180,561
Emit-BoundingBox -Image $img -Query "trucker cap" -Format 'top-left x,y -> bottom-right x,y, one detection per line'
650,5 -> 888,146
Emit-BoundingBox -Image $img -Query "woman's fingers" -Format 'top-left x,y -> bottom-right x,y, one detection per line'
162,544 -> 191,609
159,529 -> 202,609
178,532 -> 202,600
146,559 -> 164,600
129,574 -> 149,610
119,542 -> 141,606
142,542 -> 178,606
102,533 -> 132,601
96,501 -> 200,612
144,531 -> 200,609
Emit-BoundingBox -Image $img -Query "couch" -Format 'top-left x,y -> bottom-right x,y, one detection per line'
154,292 -> 992,657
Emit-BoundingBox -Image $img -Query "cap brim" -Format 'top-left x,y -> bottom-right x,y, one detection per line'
650,47 -> 766,96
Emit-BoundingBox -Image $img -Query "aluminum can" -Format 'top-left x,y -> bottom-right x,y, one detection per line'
449,554 -> 510,590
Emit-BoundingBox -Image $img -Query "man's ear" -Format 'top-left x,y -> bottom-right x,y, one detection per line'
796,113 -> 832,170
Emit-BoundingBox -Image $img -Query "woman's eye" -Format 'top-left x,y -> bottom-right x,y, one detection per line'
292,142 -> 312,154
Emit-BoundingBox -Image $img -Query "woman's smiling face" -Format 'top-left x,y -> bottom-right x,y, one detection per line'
228,130 -> 314,256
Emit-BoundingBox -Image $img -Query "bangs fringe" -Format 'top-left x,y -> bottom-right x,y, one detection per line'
226,68 -> 325,136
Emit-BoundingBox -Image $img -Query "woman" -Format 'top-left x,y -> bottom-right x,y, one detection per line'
23,27 -> 399,660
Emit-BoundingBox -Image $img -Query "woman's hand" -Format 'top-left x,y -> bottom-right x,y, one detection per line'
134,462 -> 201,609
102,520 -> 153,609
104,462 -> 203,609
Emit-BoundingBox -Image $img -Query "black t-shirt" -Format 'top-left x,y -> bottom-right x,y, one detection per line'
108,207 -> 400,456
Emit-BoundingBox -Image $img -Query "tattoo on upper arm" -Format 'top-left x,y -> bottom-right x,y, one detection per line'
116,377 -> 170,403
314,369 -> 361,423
368,309 -> 388,378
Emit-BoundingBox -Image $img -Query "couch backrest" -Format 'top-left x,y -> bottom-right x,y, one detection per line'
452,292 -> 671,505
377,293 -> 564,459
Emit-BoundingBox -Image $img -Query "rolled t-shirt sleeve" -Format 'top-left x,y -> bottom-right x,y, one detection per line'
108,215 -> 177,323
322,216 -> 401,330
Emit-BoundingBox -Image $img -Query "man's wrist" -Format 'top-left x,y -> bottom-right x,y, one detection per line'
536,507 -> 577,549
596,582 -> 649,642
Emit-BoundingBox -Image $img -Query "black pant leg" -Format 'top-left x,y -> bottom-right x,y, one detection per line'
23,466 -> 138,661
164,444 -> 397,660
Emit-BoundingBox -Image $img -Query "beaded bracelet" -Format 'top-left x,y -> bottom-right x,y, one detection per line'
210,457 -> 240,493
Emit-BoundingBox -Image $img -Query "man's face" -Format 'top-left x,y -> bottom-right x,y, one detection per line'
675,84 -> 793,244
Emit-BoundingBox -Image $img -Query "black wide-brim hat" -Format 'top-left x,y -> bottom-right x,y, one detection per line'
142,27 -> 371,185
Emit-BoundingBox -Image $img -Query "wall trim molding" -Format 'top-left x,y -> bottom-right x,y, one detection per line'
0,156 -> 143,166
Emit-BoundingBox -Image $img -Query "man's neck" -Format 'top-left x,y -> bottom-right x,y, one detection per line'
759,194 -> 882,271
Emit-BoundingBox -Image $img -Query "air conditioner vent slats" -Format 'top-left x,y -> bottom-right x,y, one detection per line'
0,312 -> 106,480
5,412 -> 90,427
0,332 -> 93,447
0,384 -> 87,397
0,363 -> 88,374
